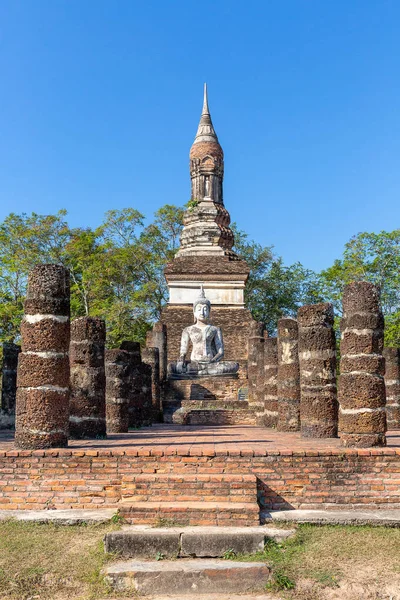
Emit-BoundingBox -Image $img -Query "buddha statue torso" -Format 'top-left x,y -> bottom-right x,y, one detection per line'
168,287 -> 239,377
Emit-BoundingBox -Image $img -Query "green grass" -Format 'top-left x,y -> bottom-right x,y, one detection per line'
231,524 -> 400,595
0,519 -> 121,600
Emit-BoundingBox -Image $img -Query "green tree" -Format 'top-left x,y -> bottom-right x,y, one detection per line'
232,225 -> 323,334
319,230 -> 400,346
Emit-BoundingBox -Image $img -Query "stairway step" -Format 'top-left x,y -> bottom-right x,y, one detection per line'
119,501 -> 260,526
104,558 -> 270,595
104,524 -> 296,558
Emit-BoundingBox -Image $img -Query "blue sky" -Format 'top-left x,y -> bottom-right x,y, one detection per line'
0,1 -> 399,272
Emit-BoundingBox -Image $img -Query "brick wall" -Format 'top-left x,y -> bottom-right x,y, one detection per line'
1,448 -> 400,510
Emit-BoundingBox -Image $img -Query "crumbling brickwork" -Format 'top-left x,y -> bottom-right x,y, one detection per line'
298,303 -> 338,438
69,317 -> 106,439
247,322 -> 264,419
277,317 -> 300,431
338,282 -> 386,447
1,343 -> 21,428
383,348 -> 400,430
263,336 -> 278,427
142,347 -> 161,422
105,349 -> 131,433
120,342 -> 152,428
15,264 -> 70,449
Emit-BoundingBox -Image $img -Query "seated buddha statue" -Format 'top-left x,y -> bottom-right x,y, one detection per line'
168,287 -> 239,377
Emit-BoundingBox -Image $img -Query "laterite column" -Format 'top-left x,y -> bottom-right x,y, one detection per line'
105,349 -> 131,433
69,317 -> 106,439
298,303 -> 338,438
247,322 -> 264,414
142,346 -> 161,422
339,282 -> 386,447
1,342 -> 21,427
277,317 -> 300,431
15,264 -> 70,448
383,348 -> 400,430
146,322 -> 168,384
263,336 -> 278,427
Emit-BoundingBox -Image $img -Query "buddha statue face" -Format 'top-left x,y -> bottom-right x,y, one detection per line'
193,300 -> 210,324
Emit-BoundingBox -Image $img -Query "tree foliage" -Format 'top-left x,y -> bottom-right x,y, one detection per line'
232,225 -> 323,334
1,208 -> 399,353
319,230 -> 400,346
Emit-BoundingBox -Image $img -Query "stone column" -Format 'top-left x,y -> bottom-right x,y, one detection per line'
383,348 -> 400,430
15,264 -> 70,449
105,349 -> 131,433
69,317 -> 106,439
338,282 -> 386,447
247,322 -> 264,414
298,303 -> 338,438
1,343 -> 21,428
142,346 -> 161,422
146,322 -> 167,383
263,335 -> 278,427
277,317 -> 300,431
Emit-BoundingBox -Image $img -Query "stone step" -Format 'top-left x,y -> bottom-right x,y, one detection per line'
121,473 -> 257,503
263,508 -> 400,527
104,524 -> 296,558
104,559 -> 270,595
119,500 -> 260,527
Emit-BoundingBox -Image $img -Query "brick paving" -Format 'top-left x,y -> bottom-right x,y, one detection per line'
0,424 -> 399,455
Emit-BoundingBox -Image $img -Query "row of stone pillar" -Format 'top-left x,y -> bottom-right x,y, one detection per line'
10,264 -> 162,449
248,281 -> 392,447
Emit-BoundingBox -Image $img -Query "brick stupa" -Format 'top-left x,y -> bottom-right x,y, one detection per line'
161,84 -> 254,369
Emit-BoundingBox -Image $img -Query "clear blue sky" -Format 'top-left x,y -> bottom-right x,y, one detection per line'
0,1 -> 399,272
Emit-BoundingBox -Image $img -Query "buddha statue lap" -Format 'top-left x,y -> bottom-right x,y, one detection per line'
168,287 -> 239,377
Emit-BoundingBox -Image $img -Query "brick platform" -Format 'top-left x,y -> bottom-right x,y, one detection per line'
0,426 -> 400,522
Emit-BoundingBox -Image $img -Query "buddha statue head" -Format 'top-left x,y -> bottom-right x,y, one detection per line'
193,286 -> 211,324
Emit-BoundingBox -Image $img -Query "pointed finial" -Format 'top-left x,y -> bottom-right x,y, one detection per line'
202,83 -> 209,115
193,83 -> 219,144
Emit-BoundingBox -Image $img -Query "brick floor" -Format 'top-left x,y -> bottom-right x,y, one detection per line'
0,424 -> 399,454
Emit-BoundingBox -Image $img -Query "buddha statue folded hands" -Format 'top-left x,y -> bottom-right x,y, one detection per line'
168,287 -> 239,377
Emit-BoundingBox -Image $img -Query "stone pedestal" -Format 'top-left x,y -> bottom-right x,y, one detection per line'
263,336 -> 278,427
298,303 -> 338,438
69,317 -> 106,439
338,282 -> 386,447
15,264 -> 70,449
1,343 -> 21,429
277,317 -> 300,432
383,348 -> 400,430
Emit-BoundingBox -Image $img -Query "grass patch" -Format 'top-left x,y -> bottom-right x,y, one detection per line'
231,524 -> 400,595
0,519 -> 121,600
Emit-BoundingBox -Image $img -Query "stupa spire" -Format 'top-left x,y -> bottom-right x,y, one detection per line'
193,83 -> 220,145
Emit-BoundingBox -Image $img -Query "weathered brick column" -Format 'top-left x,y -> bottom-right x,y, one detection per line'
263,335 -> 278,427
105,349 -> 131,433
1,343 -> 21,428
69,317 -> 106,439
383,347 -> 400,430
339,282 -> 386,447
298,303 -> 338,438
142,346 -> 161,422
146,322 -> 167,383
247,322 -> 264,415
277,317 -> 300,431
15,264 -> 70,448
